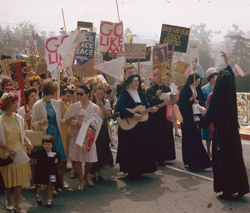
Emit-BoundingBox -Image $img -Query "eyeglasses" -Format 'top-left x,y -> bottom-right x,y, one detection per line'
77,92 -> 86,96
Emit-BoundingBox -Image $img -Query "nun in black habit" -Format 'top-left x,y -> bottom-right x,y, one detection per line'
199,52 -> 249,199
116,74 -> 157,179
177,73 -> 211,171
146,77 -> 176,165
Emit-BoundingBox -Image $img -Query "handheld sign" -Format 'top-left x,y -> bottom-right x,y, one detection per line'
160,24 -> 190,53
124,43 -> 146,59
126,47 -> 151,63
234,64 -> 244,77
196,65 -> 205,78
184,66 -> 191,77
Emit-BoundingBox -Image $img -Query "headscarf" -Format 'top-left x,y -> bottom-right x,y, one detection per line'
120,74 -> 142,103
213,70 -> 238,129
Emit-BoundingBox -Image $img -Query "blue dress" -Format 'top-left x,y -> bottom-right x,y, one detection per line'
45,101 -> 66,161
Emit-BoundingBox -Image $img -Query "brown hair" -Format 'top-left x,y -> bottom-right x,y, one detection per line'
91,86 -> 106,105
1,77 -> 11,90
24,87 -> 37,103
42,134 -> 55,146
42,79 -> 58,96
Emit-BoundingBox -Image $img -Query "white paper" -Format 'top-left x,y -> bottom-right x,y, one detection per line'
5,146 -> 30,169
63,104 -> 82,119
76,106 -> 103,150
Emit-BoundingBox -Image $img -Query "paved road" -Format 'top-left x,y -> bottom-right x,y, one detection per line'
1,130 -> 250,213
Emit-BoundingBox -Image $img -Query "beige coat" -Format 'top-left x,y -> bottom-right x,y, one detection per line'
31,99 -> 66,133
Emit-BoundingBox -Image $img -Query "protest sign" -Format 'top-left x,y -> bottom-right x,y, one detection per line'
37,45 -> 46,65
189,40 -> 199,74
76,105 -> 102,151
126,47 -> 151,63
75,32 -> 96,65
77,21 -> 93,30
124,43 -> 146,59
1,55 -> 12,60
94,54 -> 103,65
98,21 -> 123,53
0,60 -> 10,76
94,57 -> 124,81
26,40 -> 37,56
160,24 -> 190,53
174,61 -> 190,74
45,35 -> 69,71
9,61 -> 27,82
237,93 -> 250,124
4,83 -> 14,91
29,56 -> 37,72
76,58 -> 94,78
102,52 -> 123,61
36,64 -> 47,74
60,43 -> 77,71
152,44 -> 168,78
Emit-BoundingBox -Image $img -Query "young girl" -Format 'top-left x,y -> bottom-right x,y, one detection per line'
90,86 -> 114,182
28,135 -> 62,208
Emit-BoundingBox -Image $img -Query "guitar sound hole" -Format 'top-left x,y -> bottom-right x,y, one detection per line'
135,111 -> 141,115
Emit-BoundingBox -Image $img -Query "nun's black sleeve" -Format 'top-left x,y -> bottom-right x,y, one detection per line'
224,65 -> 236,90
116,94 -> 134,119
200,95 -> 216,128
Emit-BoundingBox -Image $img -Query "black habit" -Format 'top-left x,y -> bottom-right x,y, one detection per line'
146,82 -> 176,163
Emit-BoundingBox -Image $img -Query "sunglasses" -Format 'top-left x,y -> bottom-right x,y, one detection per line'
77,92 -> 86,96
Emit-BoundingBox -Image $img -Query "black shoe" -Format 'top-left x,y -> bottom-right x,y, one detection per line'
218,193 -> 234,200
91,176 -> 98,183
236,192 -> 245,198
175,134 -> 181,138
46,203 -> 52,208
111,144 -> 114,147
37,196 -> 42,206
97,176 -> 104,182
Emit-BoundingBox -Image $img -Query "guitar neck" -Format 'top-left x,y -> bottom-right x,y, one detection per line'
140,102 -> 168,115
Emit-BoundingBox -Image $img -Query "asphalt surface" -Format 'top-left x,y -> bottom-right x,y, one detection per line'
1,129 -> 250,213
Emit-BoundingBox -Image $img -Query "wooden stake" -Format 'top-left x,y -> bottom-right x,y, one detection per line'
107,75 -> 110,84
61,8 -> 67,35
177,72 -> 185,88
57,69 -> 60,99
138,59 -> 140,75
168,45 -> 175,76
115,0 -> 121,22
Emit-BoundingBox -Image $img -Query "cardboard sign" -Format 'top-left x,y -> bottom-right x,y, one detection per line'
77,21 -> 93,29
45,35 -> 69,71
60,43 -> 77,70
64,69 -> 72,78
4,83 -> 14,91
160,24 -> 190,53
76,105 -> 102,151
174,61 -> 190,74
124,43 -> 146,59
76,57 -> 94,78
98,21 -> 123,53
0,60 -> 10,76
1,55 -> 12,60
26,40 -> 37,56
237,93 -> 250,124
37,45 -> 46,65
126,47 -> 151,63
75,32 -> 96,65
152,44 -> 168,78
29,56 -> 37,72
9,61 -> 27,82
36,64 -> 47,74
102,52 -> 124,61
189,40 -> 199,74
94,54 -> 103,65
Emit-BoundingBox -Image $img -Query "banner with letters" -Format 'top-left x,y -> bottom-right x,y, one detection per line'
98,21 -> 123,53
126,47 -> 151,63
75,32 -> 96,65
160,24 -> 190,53
124,43 -> 146,59
26,40 -> 37,56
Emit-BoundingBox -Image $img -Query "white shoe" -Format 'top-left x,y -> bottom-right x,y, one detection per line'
6,200 -> 13,211
13,207 -> 27,213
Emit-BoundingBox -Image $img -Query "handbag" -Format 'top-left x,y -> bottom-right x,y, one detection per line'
25,130 -> 46,147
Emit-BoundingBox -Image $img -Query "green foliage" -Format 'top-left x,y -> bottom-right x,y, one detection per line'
235,73 -> 250,92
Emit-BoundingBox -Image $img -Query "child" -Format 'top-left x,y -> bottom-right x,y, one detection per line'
1,153 -> 16,211
28,135 -> 62,208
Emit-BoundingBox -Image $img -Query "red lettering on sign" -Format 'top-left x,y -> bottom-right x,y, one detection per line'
100,22 -> 113,36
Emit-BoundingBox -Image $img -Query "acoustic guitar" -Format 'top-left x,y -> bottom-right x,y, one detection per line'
117,98 -> 177,130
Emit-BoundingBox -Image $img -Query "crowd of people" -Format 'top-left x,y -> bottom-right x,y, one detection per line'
0,51 -> 249,212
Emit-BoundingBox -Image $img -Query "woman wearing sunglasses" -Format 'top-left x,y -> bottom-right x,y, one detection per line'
68,84 -> 100,191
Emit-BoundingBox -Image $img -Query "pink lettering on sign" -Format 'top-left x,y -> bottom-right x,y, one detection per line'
98,21 -> 123,53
